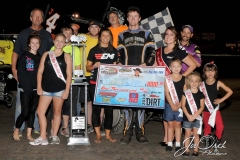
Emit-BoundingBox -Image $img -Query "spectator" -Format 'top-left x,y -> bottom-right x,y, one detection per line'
11,8 -> 54,137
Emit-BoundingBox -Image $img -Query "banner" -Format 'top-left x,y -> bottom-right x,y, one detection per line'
93,65 -> 165,109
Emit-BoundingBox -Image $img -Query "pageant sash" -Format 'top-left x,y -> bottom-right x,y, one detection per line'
185,89 -> 202,135
156,48 -> 171,76
199,82 -> 219,127
48,51 -> 66,83
199,82 -> 214,113
208,105 -> 219,127
165,75 -> 183,117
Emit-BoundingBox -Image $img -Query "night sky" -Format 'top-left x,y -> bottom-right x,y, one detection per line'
0,1 -> 239,42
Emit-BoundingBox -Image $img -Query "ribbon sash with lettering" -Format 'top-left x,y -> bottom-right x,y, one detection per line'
199,82 -> 219,127
48,51 -> 66,83
184,89 -> 202,135
156,48 -> 171,76
165,75 -> 183,117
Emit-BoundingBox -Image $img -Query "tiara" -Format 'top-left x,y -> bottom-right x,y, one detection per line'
204,61 -> 217,68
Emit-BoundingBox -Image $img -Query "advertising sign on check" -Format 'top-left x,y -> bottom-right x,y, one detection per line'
93,65 -> 166,109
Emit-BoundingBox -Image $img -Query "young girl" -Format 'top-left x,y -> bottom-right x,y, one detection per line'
30,33 -> 72,145
164,58 -> 185,152
181,71 -> 205,156
13,32 -> 41,141
201,62 -> 233,148
86,28 -> 117,143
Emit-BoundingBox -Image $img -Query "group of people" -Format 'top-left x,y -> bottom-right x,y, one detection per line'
11,6 -> 233,156
155,25 -> 233,156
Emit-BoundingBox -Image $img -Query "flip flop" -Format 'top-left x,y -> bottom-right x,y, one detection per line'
106,137 -> 116,143
12,135 -> 20,141
94,139 -> 101,143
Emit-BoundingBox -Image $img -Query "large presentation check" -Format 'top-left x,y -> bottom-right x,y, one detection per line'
93,65 -> 166,109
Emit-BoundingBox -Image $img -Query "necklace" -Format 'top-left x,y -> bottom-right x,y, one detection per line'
101,47 -> 108,53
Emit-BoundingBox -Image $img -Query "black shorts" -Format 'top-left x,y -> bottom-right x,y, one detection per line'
79,76 -> 91,102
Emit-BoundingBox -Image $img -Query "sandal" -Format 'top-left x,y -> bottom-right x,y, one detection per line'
106,137 -> 116,143
94,139 -> 101,143
12,135 -> 20,141
94,135 -> 101,144
182,152 -> 189,156
192,151 -> 199,156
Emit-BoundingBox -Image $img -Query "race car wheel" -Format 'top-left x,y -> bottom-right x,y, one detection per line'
111,108 -> 126,134
6,91 -> 14,108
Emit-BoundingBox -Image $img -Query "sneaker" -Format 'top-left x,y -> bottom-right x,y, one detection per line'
49,130 -> 53,138
34,130 -> 47,135
50,136 -> 60,145
120,135 -> 132,145
100,130 -> 105,136
136,135 -> 149,144
60,127 -> 69,137
87,125 -> 94,133
175,146 -> 181,152
33,130 -> 40,134
166,146 -> 173,151
159,142 -> 167,146
18,131 -> 23,137
29,137 -> 48,145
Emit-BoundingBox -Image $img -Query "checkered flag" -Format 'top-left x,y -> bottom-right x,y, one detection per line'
140,7 -> 174,49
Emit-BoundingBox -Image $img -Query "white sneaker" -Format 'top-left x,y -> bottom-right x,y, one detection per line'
100,130 -> 105,136
87,125 -> 94,133
60,127 -> 69,137
29,137 -> 48,145
49,130 -> 53,138
19,131 -> 23,137
34,130 -> 40,135
50,136 -> 60,145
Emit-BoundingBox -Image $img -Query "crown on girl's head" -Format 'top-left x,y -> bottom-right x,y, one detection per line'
209,61 -> 214,64
204,61 -> 217,68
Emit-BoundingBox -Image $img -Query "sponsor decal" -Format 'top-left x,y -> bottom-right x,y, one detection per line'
102,97 -> 111,102
98,92 -> 117,97
129,93 -> 138,103
101,67 -> 118,74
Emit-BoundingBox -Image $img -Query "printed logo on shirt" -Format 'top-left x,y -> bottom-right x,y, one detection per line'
95,53 -> 115,60
26,56 -> 34,71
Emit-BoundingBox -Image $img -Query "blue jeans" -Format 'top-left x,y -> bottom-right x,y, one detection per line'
14,87 -> 40,132
42,90 -> 64,97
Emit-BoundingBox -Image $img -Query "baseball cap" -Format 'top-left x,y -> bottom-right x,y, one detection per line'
107,10 -> 118,18
182,25 -> 193,33
89,20 -> 100,27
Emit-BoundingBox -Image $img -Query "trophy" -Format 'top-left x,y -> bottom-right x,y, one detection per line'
70,34 -> 87,83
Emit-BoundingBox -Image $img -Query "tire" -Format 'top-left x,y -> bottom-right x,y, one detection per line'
111,108 -> 125,134
5,91 -> 16,108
